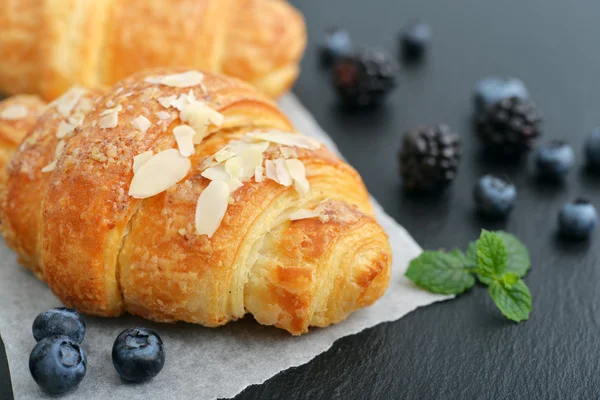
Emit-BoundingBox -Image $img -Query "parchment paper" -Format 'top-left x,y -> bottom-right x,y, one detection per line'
0,94 -> 451,399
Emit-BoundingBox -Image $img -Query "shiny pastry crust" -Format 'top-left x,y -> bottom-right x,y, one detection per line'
0,0 -> 306,100
2,88 -> 102,277
0,95 -> 45,187
1,69 -> 391,335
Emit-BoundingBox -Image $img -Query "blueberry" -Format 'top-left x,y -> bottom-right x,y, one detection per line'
558,199 -> 597,239
584,128 -> 600,169
401,20 -> 432,59
535,140 -> 575,180
320,27 -> 352,65
474,77 -> 529,113
32,307 -> 86,343
473,175 -> 517,219
112,327 -> 165,382
29,336 -> 87,394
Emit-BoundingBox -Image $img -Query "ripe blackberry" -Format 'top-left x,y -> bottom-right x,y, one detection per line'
475,97 -> 542,158
333,48 -> 399,107
399,124 -> 461,192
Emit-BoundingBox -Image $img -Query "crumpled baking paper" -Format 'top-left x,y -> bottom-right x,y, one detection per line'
0,94 -> 451,400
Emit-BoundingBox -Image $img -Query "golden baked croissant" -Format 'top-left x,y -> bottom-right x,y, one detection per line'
1,68 -> 391,335
0,0 -> 306,100
0,95 -> 46,186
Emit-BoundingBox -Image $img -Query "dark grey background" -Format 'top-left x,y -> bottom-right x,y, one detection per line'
2,0 -> 600,398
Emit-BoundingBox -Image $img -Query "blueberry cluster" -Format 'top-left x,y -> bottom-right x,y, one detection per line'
28,308 -> 165,394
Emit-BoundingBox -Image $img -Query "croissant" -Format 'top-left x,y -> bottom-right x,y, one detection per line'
0,0 -> 306,100
1,68 -> 392,335
0,95 -> 46,186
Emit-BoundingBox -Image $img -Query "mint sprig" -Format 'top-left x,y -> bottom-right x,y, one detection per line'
405,251 -> 475,295
469,231 -> 531,285
405,230 -> 532,323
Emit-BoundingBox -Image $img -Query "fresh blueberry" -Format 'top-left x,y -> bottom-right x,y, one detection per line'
584,128 -> 600,169
535,140 -> 575,180
32,307 -> 86,343
558,199 -> 597,239
473,175 -> 517,219
401,20 -> 432,59
474,77 -> 529,113
29,336 -> 87,394
320,27 -> 352,65
112,327 -> 165,382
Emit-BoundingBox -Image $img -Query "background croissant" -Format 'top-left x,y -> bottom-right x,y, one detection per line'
0,0 -> 306,100
0,69 -> 392,335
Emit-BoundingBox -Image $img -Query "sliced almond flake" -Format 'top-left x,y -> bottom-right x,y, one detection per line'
170,94 -> 189,111
237,144 -> 267,181
57,87 -> 85,117
158,95 -> 177,108
186,90 -> 196,103
195,180 -> 230,237
214,148 -> 237,164
265,160 -> 278,182
131,115 -> 152,133
56,121 -> 75,138
100,104 -> 122,116
274,158 -> 292,186
226,178 -> 243,193
156,111 -> 170,120
99,111 -> 118,129
41,160 -> 57,173
201,165 -> 230,181
132,150 -> 153,173
0,105 -> 28,120
285,159 -> 310,196
106,100 -> 115,108
224,156 -> 244,179
173,125 -> 195,157
254,166 -> 264,182
246,131 -> 320,150
289,209 -> 321,221
280,146 -> 298,159
128,149 -> 191,199
178,228 -> 187,236
180,102 -> 224,144
146,71 -> 204,88
54,140 -> 66,159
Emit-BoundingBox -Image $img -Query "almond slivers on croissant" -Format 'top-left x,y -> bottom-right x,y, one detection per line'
0,69 -> 392,335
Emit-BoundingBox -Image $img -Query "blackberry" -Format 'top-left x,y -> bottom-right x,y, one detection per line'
399,124 -> 461,192
333,48 -> 399,107
475,97 -> 542,158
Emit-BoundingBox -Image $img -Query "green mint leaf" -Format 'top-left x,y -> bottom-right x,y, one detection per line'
495,231 -> 531,277
488,279 -> 532,322
500,272 -> 520,286
448,249 -> 469,264
406,251 -> 476,295
477,231 -> 530,285
476,230 -> 508,279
